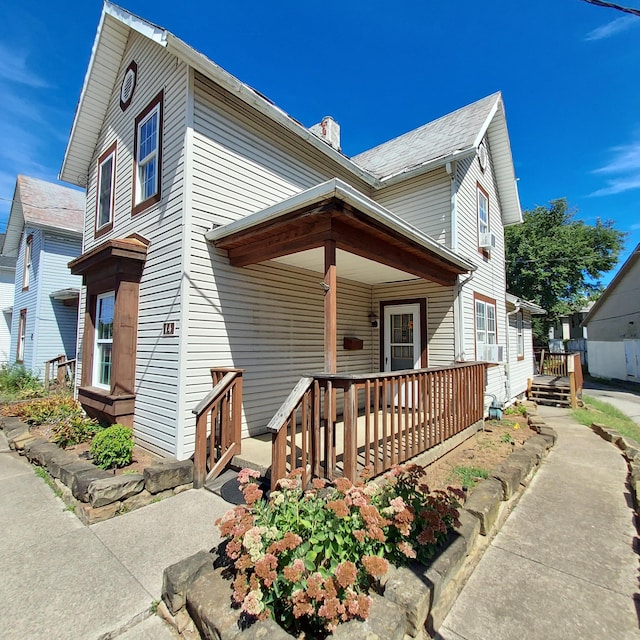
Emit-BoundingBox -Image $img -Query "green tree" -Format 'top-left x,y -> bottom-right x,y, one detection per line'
505,198 -> 625,342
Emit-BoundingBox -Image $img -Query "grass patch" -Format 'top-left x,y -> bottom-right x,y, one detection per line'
573,395 -> 640,442
448,465 -> 489,489
33,465 -> 63,499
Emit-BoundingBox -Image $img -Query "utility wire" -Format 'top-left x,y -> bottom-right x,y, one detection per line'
579,0 -> 640,17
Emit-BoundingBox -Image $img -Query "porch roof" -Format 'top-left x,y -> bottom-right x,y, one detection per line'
205,179 -> 475,286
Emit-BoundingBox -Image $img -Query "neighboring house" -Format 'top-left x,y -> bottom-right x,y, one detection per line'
0,235 -> 16,364
61,4 -> 527,461
505,293 -> 545,403
1,176 -> 84,375
582,244 -> 640,382
548,302 -> 593,364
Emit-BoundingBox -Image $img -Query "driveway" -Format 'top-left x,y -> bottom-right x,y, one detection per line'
582,379 -> 640,424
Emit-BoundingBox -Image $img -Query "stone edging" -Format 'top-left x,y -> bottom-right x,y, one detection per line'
157,410 -> 556,640
1,416 -> 194,524
590,422 -> 640,508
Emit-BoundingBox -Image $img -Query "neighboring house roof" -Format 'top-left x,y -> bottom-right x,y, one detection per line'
506,293 -> 546,315
581,243 -> 640,327
1,175 -> 84,258
0,235 -> 16,269
60,2 -> 522,227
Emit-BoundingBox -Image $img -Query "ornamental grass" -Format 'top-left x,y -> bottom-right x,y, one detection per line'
215,464 -> 463,638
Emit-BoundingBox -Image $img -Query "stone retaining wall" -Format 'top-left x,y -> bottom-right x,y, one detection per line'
1,416 -> 193,524
157,409 -> 556,640
590,422 -> 640,508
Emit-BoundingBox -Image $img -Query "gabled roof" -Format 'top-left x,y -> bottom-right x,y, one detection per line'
581,243 -> 640,327
60,3 -> 522,227
1,175 -> 84,258
352,92 -> 522,225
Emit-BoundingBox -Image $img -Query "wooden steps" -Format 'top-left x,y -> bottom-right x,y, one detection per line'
528,375 -> 571,407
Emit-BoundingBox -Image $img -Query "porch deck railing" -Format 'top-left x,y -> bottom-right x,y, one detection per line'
43,355 -> 76,390
193,367 -> 244,489
532,350 -> 583,408
267,362 -> 487,491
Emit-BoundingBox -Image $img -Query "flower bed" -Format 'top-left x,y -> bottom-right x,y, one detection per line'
217,466 -> 463,637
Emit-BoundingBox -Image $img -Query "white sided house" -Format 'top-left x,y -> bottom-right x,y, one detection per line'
1,176 -> 84,376
582,244 -> 640,382
0,235 -> 16,364
62,4 -> 526,485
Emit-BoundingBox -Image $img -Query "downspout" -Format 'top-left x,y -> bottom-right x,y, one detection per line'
447,161 -> 465,362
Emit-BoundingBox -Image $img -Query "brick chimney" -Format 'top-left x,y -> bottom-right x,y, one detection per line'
309,116 -> 341,152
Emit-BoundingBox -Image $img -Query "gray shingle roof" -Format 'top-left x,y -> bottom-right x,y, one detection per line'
17,175 -> 84,234
351,93 -> 500,180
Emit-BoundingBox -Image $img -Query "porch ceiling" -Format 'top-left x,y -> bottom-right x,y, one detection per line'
206,179 -> 475,287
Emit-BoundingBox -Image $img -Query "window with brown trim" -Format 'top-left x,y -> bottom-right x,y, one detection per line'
474,293 -> 497,361
132,92 -> 163,216
69,236 -> 148,427
22,235 -> 32,290
17,309 -> 26,363
96,142 -> 116,237
477,184 -> 490,256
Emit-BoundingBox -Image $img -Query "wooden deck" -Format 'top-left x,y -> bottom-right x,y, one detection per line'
529,374 -> 572,406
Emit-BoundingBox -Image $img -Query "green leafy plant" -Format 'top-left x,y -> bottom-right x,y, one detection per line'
0,363 -> 44,399
449,465 -> 489,489
6,396 -> 99,448
504,404 -> 527,417
216,465 -> 463,638
500,433 -> 514,444
90,424 -> 135,470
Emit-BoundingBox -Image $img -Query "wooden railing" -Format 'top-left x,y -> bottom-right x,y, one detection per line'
268,362 -> 487,491
44,355 -> 76,390
192,368 -> 244,489
533,349 -> 583,408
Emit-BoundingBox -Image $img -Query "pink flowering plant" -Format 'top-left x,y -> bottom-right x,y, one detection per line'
215,464 -> 463,638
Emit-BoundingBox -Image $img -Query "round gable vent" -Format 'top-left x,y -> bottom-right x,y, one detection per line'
478,142 -> 488,172
120,61 -> 137,111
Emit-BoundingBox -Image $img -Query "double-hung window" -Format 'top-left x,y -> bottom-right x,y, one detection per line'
475,295 -> 497,360
94,292 -> 114,389
133,92 -> 163,214
96,143 -> 116,235
516,310 -> 524,360
22,235 -> 32,290
477,185 -> 489,250
17,309 -> 27,363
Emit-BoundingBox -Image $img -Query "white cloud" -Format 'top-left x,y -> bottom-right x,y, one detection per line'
591,138 -> 640,196
0,43 -> 49,88
585,15 -> 639,41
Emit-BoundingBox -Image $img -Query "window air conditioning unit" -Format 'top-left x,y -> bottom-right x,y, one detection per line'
479,232 -> 497,250
481,344 -> 504,363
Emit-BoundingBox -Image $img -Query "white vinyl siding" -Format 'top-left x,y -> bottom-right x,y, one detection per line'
373,169 -> 451,245
78,31 -> 188,456
506,308 -> 534,401
455,143 -> 508,406
0,268 -> 14,364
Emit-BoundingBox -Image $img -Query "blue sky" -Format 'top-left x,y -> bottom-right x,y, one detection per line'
0,0 -> 638,283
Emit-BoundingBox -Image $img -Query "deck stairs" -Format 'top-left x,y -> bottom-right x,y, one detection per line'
528,375 -> 572,407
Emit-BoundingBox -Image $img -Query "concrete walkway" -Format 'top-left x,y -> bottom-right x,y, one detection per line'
0,429 -> 232,640
438,405 -> 639,640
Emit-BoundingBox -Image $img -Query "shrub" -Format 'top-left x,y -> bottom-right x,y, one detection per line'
90,424 -> 135,469
0,363 -> 44,399
216,465 -> 463,638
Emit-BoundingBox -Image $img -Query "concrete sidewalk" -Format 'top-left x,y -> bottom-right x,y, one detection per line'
438,405 -> 639,640
0,429 -> 231,640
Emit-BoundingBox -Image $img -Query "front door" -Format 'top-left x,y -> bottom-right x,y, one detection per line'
384,303 -> 422,407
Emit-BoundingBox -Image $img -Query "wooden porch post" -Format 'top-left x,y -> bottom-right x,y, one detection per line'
324,240 -> 337,374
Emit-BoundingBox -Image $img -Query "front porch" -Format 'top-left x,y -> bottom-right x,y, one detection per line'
528,351 -> 584,408
194,179 -> 484,489
194,362 -> 487,490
